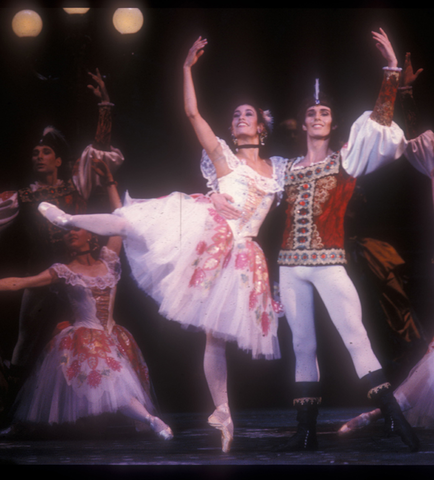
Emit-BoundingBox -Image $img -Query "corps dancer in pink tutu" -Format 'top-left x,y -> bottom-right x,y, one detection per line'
0,159 -> 173,440
38,37 -> 288,453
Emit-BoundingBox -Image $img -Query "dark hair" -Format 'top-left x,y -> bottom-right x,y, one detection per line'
295,91 -> 342,153
33,126 -> 72,180
231,102 -> 273,136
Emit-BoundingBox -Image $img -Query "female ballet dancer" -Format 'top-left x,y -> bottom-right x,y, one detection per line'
38,37 -> 287,453
0,159 -> 173,440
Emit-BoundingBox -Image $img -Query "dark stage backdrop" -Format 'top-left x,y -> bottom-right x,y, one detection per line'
0,6 -> 433,413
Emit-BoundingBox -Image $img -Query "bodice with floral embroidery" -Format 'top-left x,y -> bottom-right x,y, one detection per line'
200,138 -> 287,238
49,246 -> 121,331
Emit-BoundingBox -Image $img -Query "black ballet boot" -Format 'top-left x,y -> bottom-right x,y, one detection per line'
362,369 -> 420,452
279,382 -> 321,451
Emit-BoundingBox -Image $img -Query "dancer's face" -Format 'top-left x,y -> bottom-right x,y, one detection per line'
231,104 -> 264,141
32,145 -> 61,176
302,105 -> 334,139
64,228 -> 92,251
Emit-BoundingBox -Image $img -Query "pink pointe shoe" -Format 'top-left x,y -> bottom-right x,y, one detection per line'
208,403 -> 234,453
338,408 -> 381,435
38,202 -> 72,229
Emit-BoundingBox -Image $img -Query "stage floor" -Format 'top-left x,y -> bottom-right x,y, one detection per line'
0,408 -> 433,468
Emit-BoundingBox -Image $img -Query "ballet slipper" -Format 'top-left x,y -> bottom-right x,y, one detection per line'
338,408 -> 382,435
145,414 -> 174,441
38,202 -> 72,229
207,402 -> 234,453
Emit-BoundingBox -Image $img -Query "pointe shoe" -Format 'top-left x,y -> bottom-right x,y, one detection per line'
147,415 -> 174,441
338,409 -> 381,435
38,202 -> 72,229
208,403 -> 233,453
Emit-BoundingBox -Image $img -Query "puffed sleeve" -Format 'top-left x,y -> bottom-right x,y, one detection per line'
404,130 -> 434,179
341,111 -> 406,178
200,137 -> 238,192
0,191 -> 19,234
342,68 -> 406,178
72,102 -> 124,200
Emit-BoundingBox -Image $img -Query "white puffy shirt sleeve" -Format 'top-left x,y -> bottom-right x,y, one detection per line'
72,145 -> 125,201
404,130 -> 434,178
0,191 -> 19,234
341,111 -> 407,178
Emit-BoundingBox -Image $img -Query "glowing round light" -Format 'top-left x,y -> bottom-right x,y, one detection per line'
113,8 -> 144,35
63,8 -> 90,15
12,10 -> 43,38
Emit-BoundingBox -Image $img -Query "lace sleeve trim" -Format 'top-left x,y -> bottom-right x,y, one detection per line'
200,137 -> 239,191
200,137 -> 287,195
50,248 -> 120,289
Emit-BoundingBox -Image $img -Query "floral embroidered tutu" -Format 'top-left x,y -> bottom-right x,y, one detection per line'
13,247 -> 158,425
114,139 -> 287,359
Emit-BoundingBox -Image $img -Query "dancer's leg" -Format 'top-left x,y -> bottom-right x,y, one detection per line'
119,397 -> 173,440
312,266 -> 382,378
277,267 -> 321,451
279,266 -> 319,382
38,202 -> 130,237
204,333 -> 233,452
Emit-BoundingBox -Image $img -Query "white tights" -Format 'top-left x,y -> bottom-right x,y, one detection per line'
279,265 -> 382,382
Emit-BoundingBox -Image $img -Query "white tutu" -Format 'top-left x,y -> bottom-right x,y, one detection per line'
115,191 -> 281,360
395,340 -> 434,428
13,248 -> 157,425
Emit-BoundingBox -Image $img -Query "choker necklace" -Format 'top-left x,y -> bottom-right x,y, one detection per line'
237,144 -> 260,149
71,249 -> 92,257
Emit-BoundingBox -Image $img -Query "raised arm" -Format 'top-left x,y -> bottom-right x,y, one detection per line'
183,37 -> 230,178
90,156 -> 123,255
370,29 -> 401,126
0,269 -> 54,292
88,68 -> 114,152
398,52 -> 424,139
342,29 -> 406,178
72,69 -> 124,201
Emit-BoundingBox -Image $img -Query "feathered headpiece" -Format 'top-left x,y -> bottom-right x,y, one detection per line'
38,126 -> 69,160
314,79 -> 320,105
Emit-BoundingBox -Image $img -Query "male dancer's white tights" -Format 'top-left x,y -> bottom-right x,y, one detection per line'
279,265 -> 382,382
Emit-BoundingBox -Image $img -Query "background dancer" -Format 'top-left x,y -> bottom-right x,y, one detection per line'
37,37 -> 288,453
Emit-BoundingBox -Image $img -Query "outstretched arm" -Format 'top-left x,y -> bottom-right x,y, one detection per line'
0,269 -> 54,292
183,37 -> 230,178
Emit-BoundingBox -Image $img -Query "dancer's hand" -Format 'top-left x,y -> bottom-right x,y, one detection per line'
88,68 -> 110,103
372,28 -> 398,69
184,36 -> 208,69
91,155 -> 114,185
210,193 -> 242,220
402,52 -> 423,86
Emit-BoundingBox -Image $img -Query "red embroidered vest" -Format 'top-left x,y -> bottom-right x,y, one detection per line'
278,152 -> 356,266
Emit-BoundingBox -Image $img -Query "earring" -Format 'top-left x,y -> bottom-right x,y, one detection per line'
259,131 -> 267,146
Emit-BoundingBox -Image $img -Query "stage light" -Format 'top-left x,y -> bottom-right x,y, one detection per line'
113,8 -> 144,35
63,8 -> 90,15
12,10 -> 43,37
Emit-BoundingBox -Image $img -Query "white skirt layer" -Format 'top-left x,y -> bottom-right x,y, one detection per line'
394,340 -> 434,428
115,192 -> 280,360
13,323 -> 156,425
